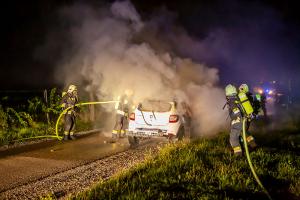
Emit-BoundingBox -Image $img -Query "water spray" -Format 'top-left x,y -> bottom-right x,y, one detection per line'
242,117 -> 272,200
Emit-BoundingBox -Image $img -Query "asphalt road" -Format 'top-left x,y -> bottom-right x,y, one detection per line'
0,131 -> 130,192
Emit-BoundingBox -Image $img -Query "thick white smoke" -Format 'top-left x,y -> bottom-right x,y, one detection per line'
55,1 -> 227,136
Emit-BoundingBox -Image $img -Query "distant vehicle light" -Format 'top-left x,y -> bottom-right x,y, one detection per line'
258,89 -> 263,94
268,90 -> 273,95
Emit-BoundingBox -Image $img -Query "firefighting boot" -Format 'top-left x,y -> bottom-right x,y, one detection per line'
246,135 -> 257,150
110,133 -> 118,143
123,129 -> 128,138
234,151 -> 243,157
69,134 -> 76,140
63,134 -> 69,141
120,130 -> 125,138
233,146 -> 243,157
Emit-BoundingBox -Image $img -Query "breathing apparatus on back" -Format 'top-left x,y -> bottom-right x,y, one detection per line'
224,84 -> 253,118
238,84 -> 254,118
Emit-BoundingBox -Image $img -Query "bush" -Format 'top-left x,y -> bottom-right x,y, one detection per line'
0,89 -> 60,145
0,88 -> 96,145
0,105 -> 8,131
28,88 -> 62,122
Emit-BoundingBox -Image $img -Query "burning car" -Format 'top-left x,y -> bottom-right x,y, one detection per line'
127,99 -> 190,147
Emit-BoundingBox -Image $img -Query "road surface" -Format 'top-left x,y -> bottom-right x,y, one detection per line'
0,131 -> 128,192
0,131 -> 165,199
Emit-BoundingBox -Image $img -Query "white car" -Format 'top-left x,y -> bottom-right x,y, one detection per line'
127,100 -> 189,146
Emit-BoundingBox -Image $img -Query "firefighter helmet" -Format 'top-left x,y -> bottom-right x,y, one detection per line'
225,84 -> 237,96
239,84 -> 249,93
67,84 -> 77,93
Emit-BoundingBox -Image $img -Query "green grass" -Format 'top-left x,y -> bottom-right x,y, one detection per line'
0,120 -> 94,146
0,123 -> 52,145
70,132 -> 300,200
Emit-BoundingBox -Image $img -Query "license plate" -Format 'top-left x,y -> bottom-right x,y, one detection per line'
128,131 -> 160,137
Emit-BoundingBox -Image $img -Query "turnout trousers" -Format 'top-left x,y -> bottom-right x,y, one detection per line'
64,113 -> 76,137
112,113 -> 128,138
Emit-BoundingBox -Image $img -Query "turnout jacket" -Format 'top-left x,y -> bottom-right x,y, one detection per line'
61,92 -> 79,114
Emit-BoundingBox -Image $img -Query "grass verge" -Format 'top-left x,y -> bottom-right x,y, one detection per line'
69,133 -> 300,200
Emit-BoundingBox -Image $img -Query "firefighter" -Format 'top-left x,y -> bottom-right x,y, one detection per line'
225,84 -> 243,156
180,101 -> 192,140
225,84 -> 256,156
61,84 -> 79,140
112,89 -> 133,140
260,92 -> 267,119
253,93 -> 262,116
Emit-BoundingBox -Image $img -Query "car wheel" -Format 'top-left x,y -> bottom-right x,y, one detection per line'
128,136 -> 139,147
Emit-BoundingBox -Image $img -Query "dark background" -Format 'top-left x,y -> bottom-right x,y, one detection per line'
0,0 -> 299,93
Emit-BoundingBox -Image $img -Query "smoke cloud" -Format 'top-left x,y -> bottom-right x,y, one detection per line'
54,1 -> 227,136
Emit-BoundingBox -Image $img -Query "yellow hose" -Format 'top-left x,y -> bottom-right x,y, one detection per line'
12,135 -> 62,143
242,117 -> 272,200
13,101 -> 118,142
55,101 -> 119,140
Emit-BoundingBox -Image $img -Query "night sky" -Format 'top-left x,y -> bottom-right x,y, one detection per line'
0,0 -> 299,93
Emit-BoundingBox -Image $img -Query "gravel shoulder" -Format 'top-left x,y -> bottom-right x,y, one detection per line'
0,138 -> 162,200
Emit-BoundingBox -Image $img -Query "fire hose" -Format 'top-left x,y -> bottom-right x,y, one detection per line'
242,117 -> 272,200
11,101 -> 271,199
12,101 -> 118,142
55,101 -> 119,140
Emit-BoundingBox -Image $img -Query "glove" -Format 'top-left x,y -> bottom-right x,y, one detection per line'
248,113 -> 255,121
74,105 -> 80,113
61,103 -> 66,110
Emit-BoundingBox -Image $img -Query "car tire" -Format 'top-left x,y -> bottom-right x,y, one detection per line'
128,136 -> 139,147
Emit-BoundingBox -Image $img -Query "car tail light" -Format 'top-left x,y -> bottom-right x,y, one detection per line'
129,113 -> 135,120
169,115 -> 179,123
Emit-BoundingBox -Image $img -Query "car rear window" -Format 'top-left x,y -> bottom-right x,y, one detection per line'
138,100 -> 172,112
